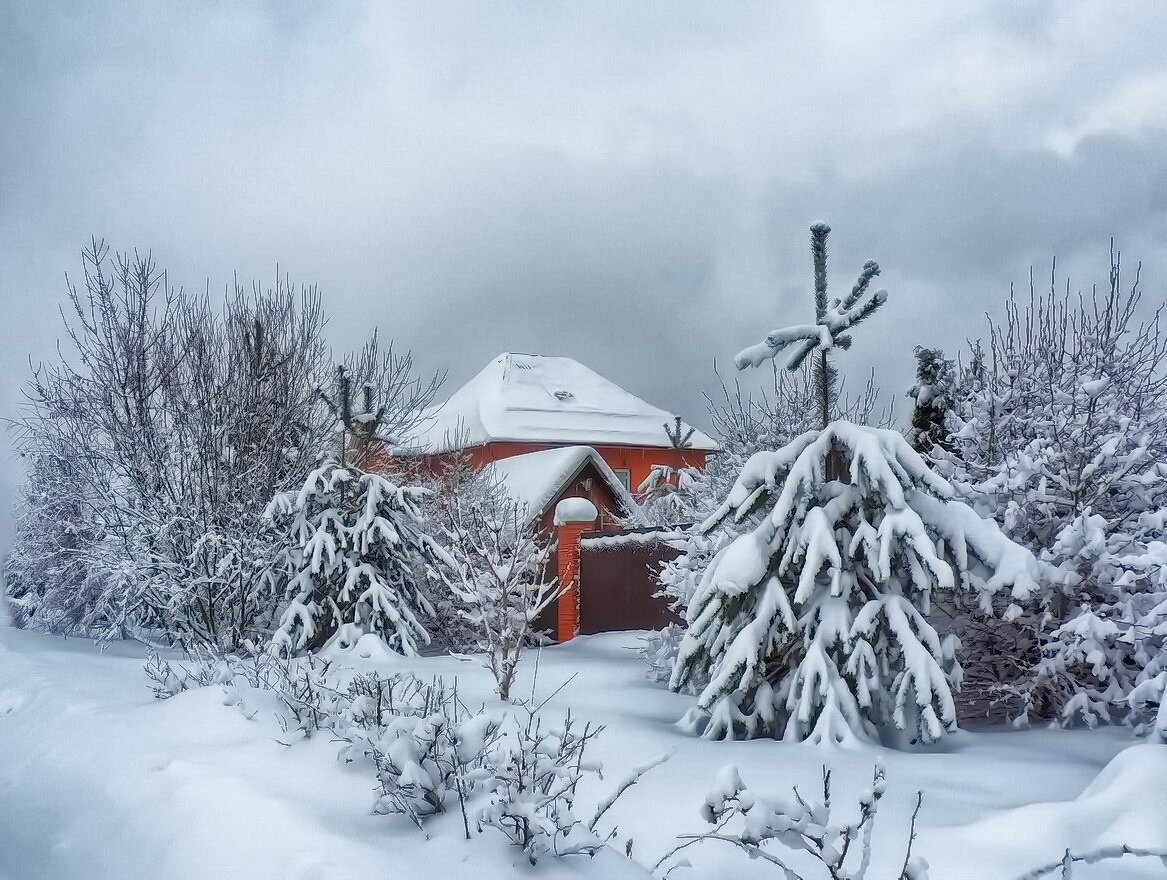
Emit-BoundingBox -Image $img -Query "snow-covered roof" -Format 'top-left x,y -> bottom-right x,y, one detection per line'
480,445 -> 636,522
410,353 -> 718,454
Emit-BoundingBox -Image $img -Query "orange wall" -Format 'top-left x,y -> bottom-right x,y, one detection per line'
446,441 -> 708,496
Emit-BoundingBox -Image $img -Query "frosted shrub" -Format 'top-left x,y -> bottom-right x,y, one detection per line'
941,252 -> 1167,726
333,675 -> 492,830
142,650 -> 655,863
143,646 -> 225,698
443,495 -> 560,701
657,765 -> 928,880
642,529 -> 725,693
473,705 -> 607,863
1016,844 -> 1167,880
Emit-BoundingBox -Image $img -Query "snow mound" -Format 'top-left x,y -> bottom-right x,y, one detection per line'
318,631 -> 408,665
555,497 -> 599,525
929,744 -> 1167,879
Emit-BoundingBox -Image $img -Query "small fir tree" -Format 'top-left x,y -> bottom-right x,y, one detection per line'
265,462 -> 449,656
671,224 -> 1047,744
267,367 -> 450,656
907,346 -> 954,453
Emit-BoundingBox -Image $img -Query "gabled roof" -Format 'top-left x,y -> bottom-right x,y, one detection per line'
410,352 -> 718,454
481,445 -> 636,523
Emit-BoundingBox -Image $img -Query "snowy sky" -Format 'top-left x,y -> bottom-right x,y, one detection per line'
4,1 -> 1167,548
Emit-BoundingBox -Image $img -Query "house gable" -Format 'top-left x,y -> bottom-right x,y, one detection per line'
481,445 -> 633,531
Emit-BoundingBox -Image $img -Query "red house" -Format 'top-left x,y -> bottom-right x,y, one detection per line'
412,352 -> 718,496
406,352 -> 718,641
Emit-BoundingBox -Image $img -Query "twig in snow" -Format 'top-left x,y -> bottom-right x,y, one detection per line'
588,751 -> 672,833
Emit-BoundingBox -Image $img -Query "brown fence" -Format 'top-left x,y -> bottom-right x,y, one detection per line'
576,530 -> 684,634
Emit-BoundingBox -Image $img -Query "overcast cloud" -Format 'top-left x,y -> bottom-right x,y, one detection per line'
4,1 -> 1167,549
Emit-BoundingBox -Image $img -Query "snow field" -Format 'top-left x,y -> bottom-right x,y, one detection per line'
1,627 -> 1164,879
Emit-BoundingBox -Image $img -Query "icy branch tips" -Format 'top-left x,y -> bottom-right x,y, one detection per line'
734,222 -> 887,428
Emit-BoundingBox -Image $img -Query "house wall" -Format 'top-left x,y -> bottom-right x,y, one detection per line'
439,442 -> 709,496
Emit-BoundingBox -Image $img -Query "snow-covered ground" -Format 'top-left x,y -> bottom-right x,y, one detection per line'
2,625 -> 1164,880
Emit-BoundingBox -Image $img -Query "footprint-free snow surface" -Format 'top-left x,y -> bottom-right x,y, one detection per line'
1,625 -> 1165,879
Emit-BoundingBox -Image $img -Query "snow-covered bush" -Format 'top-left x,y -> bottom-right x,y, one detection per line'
143,643 -> 343,733
143,646 -> 225,699
444,495 -> 560,700
656,764 -> 928,880
1038,509 -> 1167,735
630,462 -> 731,688
143,646 -> 656,864
641,528 -> 724,692
5,245 -> 337,648
941,251 -> 1167,726
1017,845 -> 1167,879
378,449 -> 498,652
473,705 -> 607,862
336,674 -> 499,829
265,460 -> 452,657
4,243 -> 443,651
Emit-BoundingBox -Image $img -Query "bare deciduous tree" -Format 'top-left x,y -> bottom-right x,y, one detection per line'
444,492 -> 560,701
5,240 -> 440,651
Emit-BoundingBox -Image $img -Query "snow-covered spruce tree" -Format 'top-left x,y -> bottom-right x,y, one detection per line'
640,361 -> 891,686
266,368 -> 451,656
907,346 -> 954,454
940,251 -> 1167,726
444,493 -> 560,701
670,223 -> 1047,744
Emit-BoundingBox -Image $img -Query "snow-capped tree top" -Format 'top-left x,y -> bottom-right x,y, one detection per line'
732,223 -> 888,432
697,422 -> 1046,606
734,285 -> 888,371
734,225 -> 887,372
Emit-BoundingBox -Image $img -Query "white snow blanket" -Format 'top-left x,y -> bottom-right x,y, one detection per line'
408,352 -> 718,453
1,626 -> 1164,879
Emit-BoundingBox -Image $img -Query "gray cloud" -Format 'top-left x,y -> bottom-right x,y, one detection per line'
4,1 -> 1167,551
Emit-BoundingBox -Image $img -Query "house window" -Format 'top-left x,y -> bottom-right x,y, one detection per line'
612,468 -> 631,490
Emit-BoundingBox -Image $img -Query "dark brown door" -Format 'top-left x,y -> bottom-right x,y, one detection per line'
578,541 -> 682,634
